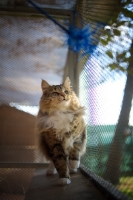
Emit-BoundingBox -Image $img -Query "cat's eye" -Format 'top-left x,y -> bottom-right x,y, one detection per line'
65,90 -> 68,94
52,92 -> 59,96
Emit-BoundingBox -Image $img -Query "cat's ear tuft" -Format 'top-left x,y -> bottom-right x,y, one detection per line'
63,77 -> 71,89
41,79 -> 50,91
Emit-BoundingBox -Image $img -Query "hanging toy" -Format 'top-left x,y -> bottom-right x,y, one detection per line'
27,0 -> 105,58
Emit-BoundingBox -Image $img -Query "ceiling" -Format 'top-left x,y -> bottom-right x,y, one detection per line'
0,0 -> 77,11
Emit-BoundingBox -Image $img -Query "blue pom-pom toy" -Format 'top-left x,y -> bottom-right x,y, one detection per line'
27,0 -> 104,58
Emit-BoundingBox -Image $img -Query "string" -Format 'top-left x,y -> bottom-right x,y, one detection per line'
26,0 -> 105,56
27,0 -> 69,34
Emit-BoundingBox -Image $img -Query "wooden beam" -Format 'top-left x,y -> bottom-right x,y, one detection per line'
0,162 -> 49,168
0,6 -> 73,17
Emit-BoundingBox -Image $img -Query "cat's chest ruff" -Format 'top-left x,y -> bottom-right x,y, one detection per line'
42,111 -> 74,133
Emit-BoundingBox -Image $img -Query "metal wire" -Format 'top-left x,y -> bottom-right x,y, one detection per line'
78,0 -> 133,199
0,13 -> 69,199
0,1 -> 133,199
0,168 -> 34,200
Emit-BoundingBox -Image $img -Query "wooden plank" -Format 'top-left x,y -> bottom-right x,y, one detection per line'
0,6 -> 72,17
0,163 -> 48,168
25,166 -> 106,200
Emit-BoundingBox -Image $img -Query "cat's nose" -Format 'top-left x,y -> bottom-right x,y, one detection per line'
59,92 -> 66,100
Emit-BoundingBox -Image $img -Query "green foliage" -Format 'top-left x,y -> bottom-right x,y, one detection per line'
100,38 -> 108,46
108,51 -> 132,73
117,177 -> 133,199
115,21 -> 128,27
109,63 -> 118,70
106,50 -> 114,59
100,0 -> 133,74
113,29 -> 121,36
121,8 -> 133,19
116,52 -> 127,61
109,63 -> 126,72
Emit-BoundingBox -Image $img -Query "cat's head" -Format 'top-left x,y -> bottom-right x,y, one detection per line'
40,77 -> 72,113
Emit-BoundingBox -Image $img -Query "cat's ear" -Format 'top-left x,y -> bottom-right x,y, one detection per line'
41,79 -> 50,92
63,77 -> 71,90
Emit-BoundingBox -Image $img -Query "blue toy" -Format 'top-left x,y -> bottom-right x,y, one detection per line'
27,0 -> 105,58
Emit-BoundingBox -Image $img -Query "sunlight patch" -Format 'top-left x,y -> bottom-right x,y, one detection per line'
10,102 -> 39,116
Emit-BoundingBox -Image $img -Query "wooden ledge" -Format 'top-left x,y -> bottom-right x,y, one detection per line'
25,166 -> 106,200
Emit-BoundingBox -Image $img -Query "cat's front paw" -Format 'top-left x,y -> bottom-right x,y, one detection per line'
69,167 -> 78,174
46,168 -> 57,175
69,160 -> 80,174
69,160 -> 80,168
58,178 -> 71,186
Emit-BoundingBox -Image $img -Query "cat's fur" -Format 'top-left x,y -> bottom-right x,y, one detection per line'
36,77 -> 86,185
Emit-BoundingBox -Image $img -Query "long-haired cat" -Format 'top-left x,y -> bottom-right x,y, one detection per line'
36,77 -> 86,185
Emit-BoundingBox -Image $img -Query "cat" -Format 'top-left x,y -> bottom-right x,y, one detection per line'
36,77 -> 86,186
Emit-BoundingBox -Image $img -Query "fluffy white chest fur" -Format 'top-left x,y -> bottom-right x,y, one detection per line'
39,111 -> 74,135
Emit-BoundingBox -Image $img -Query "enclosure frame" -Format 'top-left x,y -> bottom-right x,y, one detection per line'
0,3 -> 132,200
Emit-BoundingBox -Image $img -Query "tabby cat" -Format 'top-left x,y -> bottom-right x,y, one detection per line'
36,77 -> 86,185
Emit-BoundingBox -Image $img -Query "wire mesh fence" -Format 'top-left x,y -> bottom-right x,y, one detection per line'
0,168 -> 34,200
0,0 -> 133,200
78,0 -> 133,200
0,9 -> 69,199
